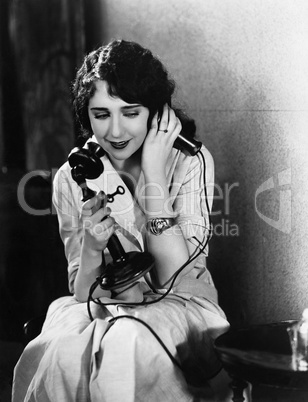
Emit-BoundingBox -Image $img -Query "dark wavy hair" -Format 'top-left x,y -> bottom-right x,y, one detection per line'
72,39 -> 195,144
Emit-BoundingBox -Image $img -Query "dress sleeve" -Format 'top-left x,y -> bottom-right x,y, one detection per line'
52,164 -> 84,293
173,146 -> 214,258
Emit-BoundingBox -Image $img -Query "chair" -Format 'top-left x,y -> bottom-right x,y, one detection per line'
23,315 -> 46,345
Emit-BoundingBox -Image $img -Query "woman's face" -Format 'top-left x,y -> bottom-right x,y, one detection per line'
88,80 -> 150,164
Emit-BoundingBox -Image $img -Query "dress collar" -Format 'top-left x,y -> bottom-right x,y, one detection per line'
86,153 -> 145,251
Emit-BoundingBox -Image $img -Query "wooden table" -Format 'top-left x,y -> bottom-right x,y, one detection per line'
214,320 -> 308,401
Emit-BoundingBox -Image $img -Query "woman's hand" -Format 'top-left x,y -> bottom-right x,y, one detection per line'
81,191 -> 115,253
141,104 -> 182,180
75,191 -> 115,301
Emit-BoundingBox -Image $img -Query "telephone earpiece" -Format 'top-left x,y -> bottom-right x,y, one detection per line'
69,142 -> 105,182
69,142 -> 105,200
156,104 -> 202,156
68,142 -> 155,291
173,135 -> 202,156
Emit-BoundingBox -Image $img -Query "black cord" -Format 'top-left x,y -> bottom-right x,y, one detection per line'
87,281 -> 100,321
107,315 -> 183,371
197,150 -> 213,239
85,148 -> 212,370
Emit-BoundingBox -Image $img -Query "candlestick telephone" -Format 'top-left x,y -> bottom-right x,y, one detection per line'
68,141 -> 155,291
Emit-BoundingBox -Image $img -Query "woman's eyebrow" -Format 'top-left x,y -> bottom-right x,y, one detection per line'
121,104 -> 142,109
90,104 -> 142,111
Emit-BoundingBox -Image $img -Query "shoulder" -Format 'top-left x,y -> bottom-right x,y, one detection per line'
194,145 -> 214,168
173,144 -> 214,174
52,161 -> 81,199
196,145 -> 214,176
53,161 -> 73,185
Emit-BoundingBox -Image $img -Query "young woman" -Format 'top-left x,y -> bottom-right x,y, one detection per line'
13,40 -> 235,401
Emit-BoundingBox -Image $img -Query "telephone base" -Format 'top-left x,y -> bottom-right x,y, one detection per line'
98,251 -> 155,291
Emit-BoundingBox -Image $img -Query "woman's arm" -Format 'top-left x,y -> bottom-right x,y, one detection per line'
53,168 -> 115,302
141,105 -> 198,287
74,193 -> 115,302
143,175 -> 197,287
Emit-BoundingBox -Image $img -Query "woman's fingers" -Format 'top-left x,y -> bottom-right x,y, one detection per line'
81,191 -> 108,217
144,107 -> 182,164
156,107 -> 182,146
147,112 -> 159,138
81,191 -> 113,237
83,206 -> 112,227
157,104 -> 170,132
83,215 -> 115,251
158,105 -> 181,133
165,109 -> 181,136
83,214 -> 115,247
86,216 -> 115,237
80,191 -> 115,251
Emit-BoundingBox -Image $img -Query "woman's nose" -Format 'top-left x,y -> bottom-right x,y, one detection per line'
110,116 -> 122,138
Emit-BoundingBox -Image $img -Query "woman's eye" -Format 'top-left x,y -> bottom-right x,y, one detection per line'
94,113 -> 109,119
124,112 -> 139,118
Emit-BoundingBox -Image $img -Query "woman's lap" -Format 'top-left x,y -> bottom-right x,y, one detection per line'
12,294 -> 229,402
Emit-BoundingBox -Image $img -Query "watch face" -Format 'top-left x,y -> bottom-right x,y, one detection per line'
155,218 -> 168,232
147,218 -> 174,235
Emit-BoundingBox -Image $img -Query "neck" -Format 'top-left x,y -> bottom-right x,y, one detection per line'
109,150 -> 142,195
109,147 -> 142,173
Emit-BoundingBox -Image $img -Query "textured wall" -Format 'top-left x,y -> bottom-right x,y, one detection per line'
86,0 -> 308,327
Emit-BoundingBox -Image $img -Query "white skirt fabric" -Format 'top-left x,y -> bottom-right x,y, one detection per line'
12,289 -> 229,402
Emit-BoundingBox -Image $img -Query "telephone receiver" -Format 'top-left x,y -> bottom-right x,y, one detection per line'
68,142 -> 155,291
157,103 -> 202,156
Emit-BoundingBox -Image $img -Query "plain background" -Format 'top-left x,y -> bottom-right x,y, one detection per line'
84,0 -> 308,329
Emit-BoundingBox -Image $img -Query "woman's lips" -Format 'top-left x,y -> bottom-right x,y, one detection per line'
109,140 -> 130,149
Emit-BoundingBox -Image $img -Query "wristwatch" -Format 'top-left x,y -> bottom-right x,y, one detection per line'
146,217 -> 176,236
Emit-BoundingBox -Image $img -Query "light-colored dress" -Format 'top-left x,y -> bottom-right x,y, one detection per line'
12,144 -> 229,402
